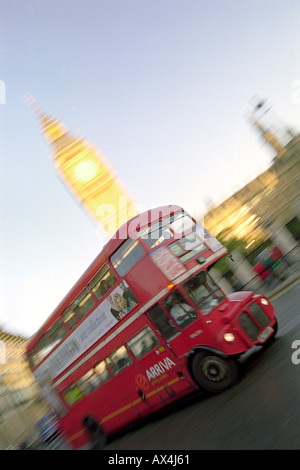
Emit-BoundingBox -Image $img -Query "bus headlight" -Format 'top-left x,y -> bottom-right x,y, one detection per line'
261,298 -> 269,306
224,332 -> 235,343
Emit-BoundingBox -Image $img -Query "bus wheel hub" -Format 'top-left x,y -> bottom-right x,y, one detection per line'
202,357 -> 228,382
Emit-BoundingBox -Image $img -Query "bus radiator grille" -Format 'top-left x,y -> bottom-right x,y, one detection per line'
239,303 -> 271,342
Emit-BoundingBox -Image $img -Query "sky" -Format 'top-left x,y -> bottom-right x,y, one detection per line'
1,0 -> 300,337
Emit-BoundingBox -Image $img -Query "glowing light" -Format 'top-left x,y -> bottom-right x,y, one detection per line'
73,159 -> 101,184
245,239 -> 256,249
27,98 -> 141,238
224,332 -> 235,343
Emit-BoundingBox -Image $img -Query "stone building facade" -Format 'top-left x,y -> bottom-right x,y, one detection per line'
203,133 -> 300,247
0,329 -> 46,449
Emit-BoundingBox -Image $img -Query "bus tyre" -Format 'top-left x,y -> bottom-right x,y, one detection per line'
90,427 -> 106,450
83,415 -> 106,450
192,352 -> 239,393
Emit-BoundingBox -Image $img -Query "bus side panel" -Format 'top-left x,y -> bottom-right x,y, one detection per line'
118,318 -> 197,418
134,348 -> 197,417
60,323 -> 197,449
60,370 -> 143,449
125,256 -> 170,301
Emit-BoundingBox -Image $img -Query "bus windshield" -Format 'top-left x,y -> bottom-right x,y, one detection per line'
182,271 -> 224,315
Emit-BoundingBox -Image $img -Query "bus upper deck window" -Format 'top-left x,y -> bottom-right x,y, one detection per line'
165,212 -> 195,238
71,289 -> 95,320
139,222 -> 172,248
36,334 -> 54,363
111,238 -> 145,277
48,319 -> 67,348
62,308 -> 77,329
88,265 -> 116,300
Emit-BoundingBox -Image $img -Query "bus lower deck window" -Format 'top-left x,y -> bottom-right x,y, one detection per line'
126,327 -> 159,359
106,346 -> 132,375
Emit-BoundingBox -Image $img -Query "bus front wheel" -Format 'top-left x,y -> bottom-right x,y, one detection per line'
192,352 -> 239,393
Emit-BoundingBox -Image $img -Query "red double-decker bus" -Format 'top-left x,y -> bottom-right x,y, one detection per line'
26,205 -> 277,449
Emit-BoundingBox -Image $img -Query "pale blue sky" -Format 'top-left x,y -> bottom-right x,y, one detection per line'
1,0 -> 300,336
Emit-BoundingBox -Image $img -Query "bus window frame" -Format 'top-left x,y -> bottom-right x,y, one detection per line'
110,238 -> 146,277
63,358 -> 112,407
106,345 -> 133,376
71,287 -> 96,320
136,212 -> 203,267
161,289 -> 198,329
182,271 -> 225,315
88,264 -> 116,301
62,307 -> 77,330
126,326 -> 160,360
163,211 -> 196,238
35,334 -> 53,363
147,303 -> 180,341
138,221 -> 172,249
47,318 -> 68,349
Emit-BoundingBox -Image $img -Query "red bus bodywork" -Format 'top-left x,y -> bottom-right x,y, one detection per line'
26,205 -> 277,449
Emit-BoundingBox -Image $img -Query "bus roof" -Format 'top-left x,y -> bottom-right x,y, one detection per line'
26,204 -> 184,350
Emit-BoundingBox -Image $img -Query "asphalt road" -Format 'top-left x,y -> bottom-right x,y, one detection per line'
102,282 -> 300,450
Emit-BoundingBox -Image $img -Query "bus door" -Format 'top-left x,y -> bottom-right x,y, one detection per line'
147,292 -> 197,358
135,315 -> 195,409
124,323 -> 178,414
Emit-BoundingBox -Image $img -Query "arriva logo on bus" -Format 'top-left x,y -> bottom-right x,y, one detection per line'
145,357 -> 176,381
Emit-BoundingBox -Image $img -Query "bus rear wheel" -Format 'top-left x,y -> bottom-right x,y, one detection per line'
83,415 -> 106,450
192,352 -> 239,393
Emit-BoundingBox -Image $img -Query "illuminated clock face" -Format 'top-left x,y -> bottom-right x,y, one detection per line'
72,158 -> 102,184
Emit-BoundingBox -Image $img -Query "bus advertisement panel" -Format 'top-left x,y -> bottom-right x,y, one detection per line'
34,281 -> 138,382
